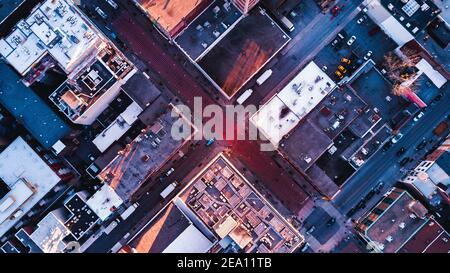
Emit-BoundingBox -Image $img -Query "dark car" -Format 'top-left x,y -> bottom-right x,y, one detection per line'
399,157 -> 410,166
416,140 -> 427,150
396,147 -> 406,157
434,93 -> 443,101
383,141 -> 393,151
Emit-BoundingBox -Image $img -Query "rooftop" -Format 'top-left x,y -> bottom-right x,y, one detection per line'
96,104 -> 195,200
86,184 -> 124,221
120,72 -> 161,109
49,44 -> 135,124
0,63 -> 71,149
175,0 -> 243,61
380,0 -> 440,36
398,218 -> 450,253
176,154 -> 304,253
251,61 -> 335,146
27,212 -> 71,253
357,188 -> 429,253
136,0 -> 211,37
0,137 -> 61,237
0,0 -> 102,75
280,119 -> 333,171
62,193 -> 99,240
129,202 -> 214,253
198,7 -> 289,97
0,0 -> 26,25
250,95 -> 300,146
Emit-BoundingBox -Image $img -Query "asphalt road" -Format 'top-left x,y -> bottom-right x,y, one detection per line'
333,87 -> 450,215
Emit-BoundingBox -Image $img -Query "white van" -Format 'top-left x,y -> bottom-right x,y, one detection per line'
236,89 -> 253,104
256,69 -> 273,86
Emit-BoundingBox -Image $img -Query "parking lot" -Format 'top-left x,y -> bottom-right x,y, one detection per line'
313,11 -> 397,82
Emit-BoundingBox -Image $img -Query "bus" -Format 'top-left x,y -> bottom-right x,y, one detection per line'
280,16 -> 295,32
236,89 -> 253,104
256,69 -> 273,86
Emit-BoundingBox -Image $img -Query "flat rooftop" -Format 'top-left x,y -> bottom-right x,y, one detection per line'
0,0 -> 102,75
250,95 -> 300,146
281,119 -> 332,171
380,0 -> 440,35
86,184 -> 123,222
175,0 -> 243,61
0,63 -> 71,149
251,61 -> 335,146
136,0 -> 211,37
49,44 -> 135,124
27,212 -> 71,253
121,72 -> 161,109
398,219 -> 450,253
0,137 -> 61,237
129,202 -> 214,253
198,8 -> 289,97
358,188 -> 429,253
177,154 -> 304,253
98,104 -> 195,200
0,0 -> 26,24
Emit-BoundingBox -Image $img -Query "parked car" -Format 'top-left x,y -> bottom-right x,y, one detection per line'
413,111 -> 424,122
399,157 -> 410,166
396,147 -> 406,157
165,167 -> 175,177
391,133 -> 404,144
341,58 -> 351,64
95,7 -> 108,19
338,65 -> 347,73
364,51 -> 373,60
335,70 -> 344,79
347,36 -> 356,46
416,139 -> 427,150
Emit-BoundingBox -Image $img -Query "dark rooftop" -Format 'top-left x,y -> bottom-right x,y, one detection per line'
0,0 -> 27,28
175,0 -> 243,61
307,86 -> 368,140
75,60 -> 116,97
121,72 -> 161,109
129,203 -> 191,253
436,151 -> 450,176
63,193 -> 99,240
198,8 -> 289,97
380,0 -> 440,36
398,219 -> 449,253
0,63 -> 71,149
281,119 -> 333,171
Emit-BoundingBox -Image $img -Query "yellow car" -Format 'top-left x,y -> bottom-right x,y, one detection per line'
338,65 -> 347,73
341,58 -> 351,64
335,70 -> 344,79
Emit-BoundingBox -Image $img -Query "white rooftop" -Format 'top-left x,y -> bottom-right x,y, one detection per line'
250,95 -> 300,146
92,101 -> 143,152
0,0 -> 101,75
86,184 -> 124,221
28,212 -> 70,253
162,224 -> 214,253
366,1 -> 414,46
277,61 -> 335,118
0,137 -> 61,237
415,58 -> 447,88
251,61 -> 335,146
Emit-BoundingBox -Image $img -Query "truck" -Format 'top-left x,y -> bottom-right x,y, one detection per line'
256,69 -> 273,86
280,16 -> 295,32
236,89 -> 253,104
160,181 -> 179,199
